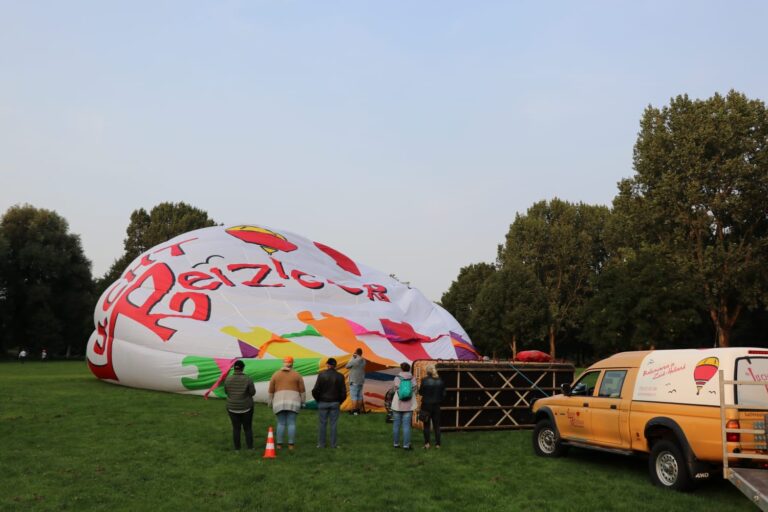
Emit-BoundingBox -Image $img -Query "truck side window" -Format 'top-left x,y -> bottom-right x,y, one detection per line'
598,370 -> 627,398
571,371 -> 600,396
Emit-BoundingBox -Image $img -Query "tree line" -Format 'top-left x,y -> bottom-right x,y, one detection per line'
2,91 -> 767,362
0,202 -> 215,358
441,91 -> 768,363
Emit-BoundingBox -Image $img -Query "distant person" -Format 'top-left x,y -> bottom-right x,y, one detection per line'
268,356 -> 306,451
391,362 -> 416,450
418,364 -> 446,449
18,349 -> 28,364
346,348 -> 366,415
312,357 -> 346,448
224,360 -> 255,450
41,349 -> 48,362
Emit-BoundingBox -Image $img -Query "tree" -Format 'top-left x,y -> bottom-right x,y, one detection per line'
439,262 -> 497,340
0,205 -> 94,356
469,261 -> 549,358
581,247 -> 705,355
500,199 -> 610,358
617,91 -> 768,347
97,202 -> 216,293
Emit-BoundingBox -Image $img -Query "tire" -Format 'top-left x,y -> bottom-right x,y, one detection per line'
532,419 -> 568,457
648,440 -> 693,491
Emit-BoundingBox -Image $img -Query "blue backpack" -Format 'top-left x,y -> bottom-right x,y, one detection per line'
397,377 -> 413,401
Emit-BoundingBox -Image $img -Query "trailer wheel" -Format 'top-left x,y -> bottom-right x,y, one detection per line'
649,440 -> 693,491
532,419 -> 568,457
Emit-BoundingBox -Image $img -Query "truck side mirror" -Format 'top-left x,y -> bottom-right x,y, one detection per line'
561,383 -> 572,396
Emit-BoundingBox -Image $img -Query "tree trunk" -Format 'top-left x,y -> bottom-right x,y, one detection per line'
709,303 -> 741,348
548,325 -> 556,359
511,335 -> 517,360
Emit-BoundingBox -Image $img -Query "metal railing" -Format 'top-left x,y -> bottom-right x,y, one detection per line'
719,369 -> 768,472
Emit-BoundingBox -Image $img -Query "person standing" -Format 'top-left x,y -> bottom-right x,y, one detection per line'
418,364 -> 446,449
346,348 -> 366,415
391,362 -> 416,450
18,349 -> 28,363
312,357 -> 346,448
41,349 -> 48,362
268,356 -> 306,451
224,360 -> 256,450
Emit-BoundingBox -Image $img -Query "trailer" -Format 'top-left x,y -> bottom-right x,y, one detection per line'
411,359 -> 574,431
719,370 -> 768,510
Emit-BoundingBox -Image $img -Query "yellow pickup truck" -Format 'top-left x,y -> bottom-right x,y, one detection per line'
531,348 -> 768,491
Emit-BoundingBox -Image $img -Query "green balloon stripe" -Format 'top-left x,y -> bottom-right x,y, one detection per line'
181,356 -> 322,395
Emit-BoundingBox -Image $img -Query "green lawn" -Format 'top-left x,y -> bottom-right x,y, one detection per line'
0,362 -> 750,511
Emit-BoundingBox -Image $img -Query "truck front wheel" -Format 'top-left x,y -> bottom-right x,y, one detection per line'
649,440 -> 693,491
532,419 -> 568,457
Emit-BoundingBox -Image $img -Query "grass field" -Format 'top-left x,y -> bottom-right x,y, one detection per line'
0,362 -> 751,511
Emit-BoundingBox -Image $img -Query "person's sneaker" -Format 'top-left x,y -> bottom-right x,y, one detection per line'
353,411 -> 359,416
403,446 -> 413,451
393,444 -> 400,448
288,444 -> 294,451
276,444 -> 282,450
316,445 -> 325,448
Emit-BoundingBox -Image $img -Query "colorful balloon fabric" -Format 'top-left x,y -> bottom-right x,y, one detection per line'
86,225 -> 478,404
693,357 -> 719,395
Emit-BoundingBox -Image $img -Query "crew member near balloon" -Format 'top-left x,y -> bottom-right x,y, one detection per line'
346,348 -> 367,415
418,364 -> 446,449
391,362 -> 417,450
312,357 -> 346,448
224,360 -> 256,450
268,356 -> 306,450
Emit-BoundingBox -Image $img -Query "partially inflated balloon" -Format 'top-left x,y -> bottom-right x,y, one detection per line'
86,225 -> 478,404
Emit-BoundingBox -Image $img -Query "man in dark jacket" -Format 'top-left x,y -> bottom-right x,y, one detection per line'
312,357 -> 347,448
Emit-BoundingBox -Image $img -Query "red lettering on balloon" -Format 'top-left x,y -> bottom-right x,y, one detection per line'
291,270 -> 325,289
227,263 -> 284,287
178,271 -> 221,291
364,284 -> 390,302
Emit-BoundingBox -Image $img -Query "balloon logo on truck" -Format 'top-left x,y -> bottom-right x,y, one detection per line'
693,357 -> 719,395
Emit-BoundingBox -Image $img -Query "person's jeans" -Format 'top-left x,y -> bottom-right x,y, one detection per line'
276,410 -> 297,445
317,402 -> 340,447
422,404 -> 441,446
392,410 -> 412,448
228,409 -> 254,450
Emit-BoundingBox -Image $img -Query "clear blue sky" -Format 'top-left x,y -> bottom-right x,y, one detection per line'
2,1 -> 767,300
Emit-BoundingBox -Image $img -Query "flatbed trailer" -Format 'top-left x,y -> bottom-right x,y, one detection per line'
719,370 -> 768,510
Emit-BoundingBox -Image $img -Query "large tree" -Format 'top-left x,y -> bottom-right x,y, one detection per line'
500,199 -> 609,358
469,261 -> 549,358
581,247 -> 704,355
0,205 -> 94,357
97,202 -> 216,293
439,262 -> 497,340
617,91 -> 768,347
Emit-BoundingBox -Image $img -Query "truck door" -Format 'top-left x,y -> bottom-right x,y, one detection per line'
588,369 -> 629,447
558,370 -> 599,441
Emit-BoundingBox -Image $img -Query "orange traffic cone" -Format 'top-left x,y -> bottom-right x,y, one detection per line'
263,426 -> 277,459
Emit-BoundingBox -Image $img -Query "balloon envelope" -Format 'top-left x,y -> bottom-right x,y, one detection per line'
86,225 -> 478,401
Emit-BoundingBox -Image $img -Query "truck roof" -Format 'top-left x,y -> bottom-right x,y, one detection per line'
589,350 -> 652,369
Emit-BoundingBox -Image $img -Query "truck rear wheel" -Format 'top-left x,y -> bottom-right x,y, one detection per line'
649,440 -> 693,491
532,419 -> 568,457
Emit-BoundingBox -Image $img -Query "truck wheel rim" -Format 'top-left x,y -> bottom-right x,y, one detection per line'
538,429 -> 555,453
656,451 -> 678,486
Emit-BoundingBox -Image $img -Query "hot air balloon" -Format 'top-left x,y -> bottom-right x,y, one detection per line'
693,357 -> 719,395
86,224 -> 478,408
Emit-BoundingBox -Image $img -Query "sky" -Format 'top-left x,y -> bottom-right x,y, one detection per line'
1,1 -> 767,301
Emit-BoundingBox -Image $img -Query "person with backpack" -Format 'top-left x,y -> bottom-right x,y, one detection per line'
390,362 -> 416,450
418,364 -> 446,449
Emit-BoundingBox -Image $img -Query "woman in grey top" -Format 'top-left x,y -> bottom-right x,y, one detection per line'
224,360 -> 256,450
